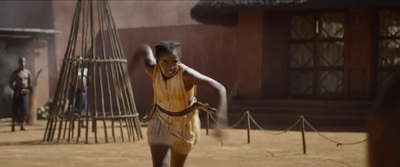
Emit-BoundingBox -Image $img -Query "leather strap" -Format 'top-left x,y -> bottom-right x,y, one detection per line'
155,104 -> 196,116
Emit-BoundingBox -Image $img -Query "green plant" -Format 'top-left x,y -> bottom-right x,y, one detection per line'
37,98 -> 52,120
37,106 -> 50,119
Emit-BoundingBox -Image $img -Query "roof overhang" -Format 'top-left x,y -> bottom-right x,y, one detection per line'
190,0 -> 308,26
0,28 -> 60,39
190,0 -> 400,26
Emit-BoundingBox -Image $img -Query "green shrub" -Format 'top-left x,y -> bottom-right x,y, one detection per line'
37,106 -> 50,119
37,98 -> 52,120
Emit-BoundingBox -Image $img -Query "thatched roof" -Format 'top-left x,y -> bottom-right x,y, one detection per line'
190,0 -> 308,26
190,0 -> 400,26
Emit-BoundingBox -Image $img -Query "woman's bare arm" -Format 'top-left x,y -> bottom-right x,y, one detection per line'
129,44 -> 157,77
116,44 -> 156,98
183,68 -> 228,121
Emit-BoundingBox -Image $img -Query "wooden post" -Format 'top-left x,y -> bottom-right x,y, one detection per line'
301,115 -> 307,154
246,111 -> 251,144
28,86 -> 37,125
206,113 -> 210,135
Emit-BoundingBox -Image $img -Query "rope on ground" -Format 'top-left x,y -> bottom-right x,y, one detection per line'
303,118 -> 368,146
249,114 -> 301,135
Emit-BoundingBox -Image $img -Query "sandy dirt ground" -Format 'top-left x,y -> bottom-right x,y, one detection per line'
0,119 -> 367,167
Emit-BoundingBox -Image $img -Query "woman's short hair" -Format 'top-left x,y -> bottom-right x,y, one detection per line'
154,41 -> 181,59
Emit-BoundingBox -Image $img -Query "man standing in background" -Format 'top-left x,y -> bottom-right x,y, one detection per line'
9,57 -> 32,132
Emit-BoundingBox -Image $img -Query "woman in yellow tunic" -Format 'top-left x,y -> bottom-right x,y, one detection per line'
129,41 -> 227,167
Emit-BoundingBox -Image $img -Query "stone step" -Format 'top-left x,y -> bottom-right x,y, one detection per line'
229,100 -> 374,110
228,106 -> 370,117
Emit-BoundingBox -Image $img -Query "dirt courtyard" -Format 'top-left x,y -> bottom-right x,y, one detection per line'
0,119 -> 367,167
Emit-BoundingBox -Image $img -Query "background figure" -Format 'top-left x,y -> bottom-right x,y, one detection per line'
9,57 -> 32,132
68,56 -> 88,125
368,70 -> 400,167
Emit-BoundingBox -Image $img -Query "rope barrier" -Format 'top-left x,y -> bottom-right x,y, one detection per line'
249,114 -> 301,135
206,110 -> 368,146
302,118 -> 368,146
209,113 -> 247,129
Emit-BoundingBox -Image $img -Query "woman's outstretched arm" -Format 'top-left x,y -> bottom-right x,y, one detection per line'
128,43 -> 157,77
183,68 -> 228,126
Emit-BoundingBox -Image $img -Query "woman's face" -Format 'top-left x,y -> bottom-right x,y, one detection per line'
157,52 -> 180,79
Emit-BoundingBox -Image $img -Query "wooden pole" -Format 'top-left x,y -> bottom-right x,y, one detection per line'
246,111 -> 251,144
206,113 -> 210,135
301,115 -> 307,154
28,87 -> 37,125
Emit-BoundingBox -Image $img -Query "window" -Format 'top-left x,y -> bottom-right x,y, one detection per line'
290,12 -> 344,99
378,10 -> 400,90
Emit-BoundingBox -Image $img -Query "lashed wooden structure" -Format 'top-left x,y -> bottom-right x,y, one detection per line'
43,0 -> 142,143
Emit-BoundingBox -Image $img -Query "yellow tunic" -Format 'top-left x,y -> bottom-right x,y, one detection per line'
153,63 -> 196,111
147,63 -> 201,154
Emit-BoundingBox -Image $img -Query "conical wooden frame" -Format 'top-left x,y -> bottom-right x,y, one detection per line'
43,0 -> 142,144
